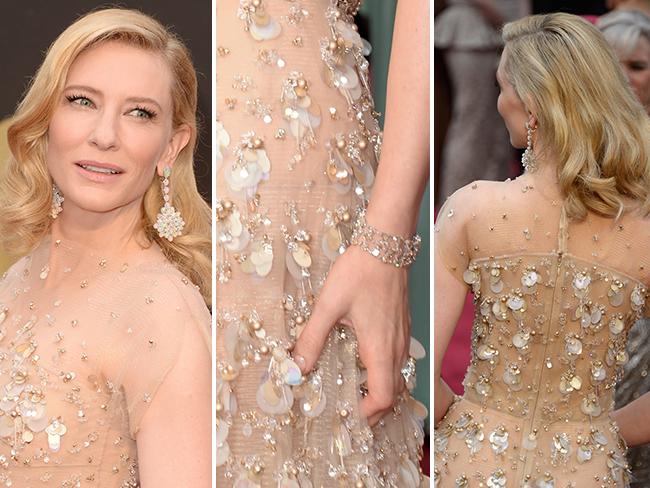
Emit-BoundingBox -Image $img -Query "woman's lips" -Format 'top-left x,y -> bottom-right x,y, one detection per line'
74,161 -> 124,182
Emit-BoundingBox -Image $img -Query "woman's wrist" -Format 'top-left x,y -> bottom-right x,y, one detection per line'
350,208 -> 421,268
609,401 -> 649,448
365,198 -> 420,237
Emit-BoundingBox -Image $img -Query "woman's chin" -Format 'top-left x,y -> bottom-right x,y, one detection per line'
58,196 -> 129,216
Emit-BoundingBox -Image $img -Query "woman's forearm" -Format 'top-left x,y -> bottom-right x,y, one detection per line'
434,377 -> 456,426
365,0 -> 430,236
611,391 -> 650,447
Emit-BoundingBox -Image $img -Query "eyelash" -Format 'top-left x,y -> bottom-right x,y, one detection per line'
131,106 -> 157,119
66,93 -> 93,107
65,94 -> 157,120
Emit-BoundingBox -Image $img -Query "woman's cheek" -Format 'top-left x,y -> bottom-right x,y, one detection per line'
627,71 -> 642,96
640,70 -> 650,104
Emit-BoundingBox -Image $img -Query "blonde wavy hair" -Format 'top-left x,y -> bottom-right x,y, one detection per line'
0,8 -> 211,304
503,13 -> 650,220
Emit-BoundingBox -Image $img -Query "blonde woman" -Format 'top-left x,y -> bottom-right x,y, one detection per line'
435,13 -> 650,487
0,8 -> 211,487
599,9 -> 650,116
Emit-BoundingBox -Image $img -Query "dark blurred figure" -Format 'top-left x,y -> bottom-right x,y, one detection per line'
434,1 -> 527,206
533,0 -> 607,14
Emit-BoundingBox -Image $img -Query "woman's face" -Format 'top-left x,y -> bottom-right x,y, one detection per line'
617,36 -> 650,113
46,40 -> 188,216
496,48 -> 530,149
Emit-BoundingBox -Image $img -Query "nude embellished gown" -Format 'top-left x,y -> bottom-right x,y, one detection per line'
216,1 -> 427,486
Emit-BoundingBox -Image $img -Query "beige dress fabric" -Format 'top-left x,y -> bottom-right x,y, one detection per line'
433,174 -> 650,487
0,236 -> 211,487
216,0 -> 426,486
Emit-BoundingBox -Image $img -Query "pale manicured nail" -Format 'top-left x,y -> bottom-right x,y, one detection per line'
293,354 -> 306,371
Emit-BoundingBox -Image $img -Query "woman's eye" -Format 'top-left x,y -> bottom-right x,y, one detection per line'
630,62 -> 648,71
129,107 -> 156,119
66,95 -> 94,107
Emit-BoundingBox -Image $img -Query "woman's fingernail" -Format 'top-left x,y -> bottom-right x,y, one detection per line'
293,354 -> 306,371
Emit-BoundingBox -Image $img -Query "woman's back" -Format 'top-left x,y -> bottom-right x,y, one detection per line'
439,175 -> 650,280
435,174 -> 650,486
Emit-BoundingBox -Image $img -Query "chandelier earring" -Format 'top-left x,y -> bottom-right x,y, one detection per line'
521,121 -> 537,173
153,166 -> 185,241
50,184 -> 64,219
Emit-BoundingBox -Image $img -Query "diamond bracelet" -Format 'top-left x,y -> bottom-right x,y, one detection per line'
349,209 -> 422,268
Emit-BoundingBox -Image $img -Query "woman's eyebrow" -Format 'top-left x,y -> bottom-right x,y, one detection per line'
63,84 -> 102,95
62,84 -> 163,111
125,96 -> 163,112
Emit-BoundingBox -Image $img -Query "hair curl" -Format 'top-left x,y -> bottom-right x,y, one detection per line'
503,13 -> 650,220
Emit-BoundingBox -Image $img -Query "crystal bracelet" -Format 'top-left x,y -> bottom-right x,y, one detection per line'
349,209 -> 422,268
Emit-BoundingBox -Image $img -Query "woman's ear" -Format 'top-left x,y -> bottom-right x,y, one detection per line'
156,124 -> 192,176
523,94 -> 538,128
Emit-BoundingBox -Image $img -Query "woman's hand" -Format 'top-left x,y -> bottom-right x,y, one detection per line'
292,244 -> 411,426
291,0 -> 430,427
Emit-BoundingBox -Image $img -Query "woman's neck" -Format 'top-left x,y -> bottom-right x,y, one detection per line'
49,201 -> 150,256
522,146 -> 563,201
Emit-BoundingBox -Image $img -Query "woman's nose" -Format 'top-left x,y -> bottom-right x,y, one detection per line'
88,109 -> 119,151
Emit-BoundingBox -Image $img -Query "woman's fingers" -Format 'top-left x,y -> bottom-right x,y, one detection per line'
367,409 -> 390,427
357,319 -> 407,426
292,296 -> 340,374
364,367 -> 408,427
360,350 -> 396,421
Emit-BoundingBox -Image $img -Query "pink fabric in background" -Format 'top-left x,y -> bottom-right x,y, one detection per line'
440,294 -> 473,394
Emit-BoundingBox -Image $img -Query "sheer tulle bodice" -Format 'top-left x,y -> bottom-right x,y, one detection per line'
434,176 -> 650,487
0,237 -> 211,487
